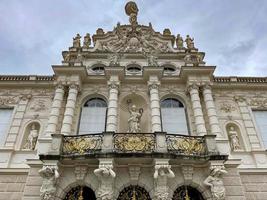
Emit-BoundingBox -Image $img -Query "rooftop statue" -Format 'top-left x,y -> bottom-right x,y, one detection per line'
83,33 -> 91,48
73,34 -> 81,48
185,35 -> 195,50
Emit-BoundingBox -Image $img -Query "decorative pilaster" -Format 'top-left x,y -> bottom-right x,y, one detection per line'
94,158 -> 116,200
148,81 -> 161,132
60,84 -> 79,135
45,84 -> 65,136
187,83 -> 207,135
5,94 -> 31,147
154,159 -> 175,200
203,84 -> 222,136
106,80 -> 120,132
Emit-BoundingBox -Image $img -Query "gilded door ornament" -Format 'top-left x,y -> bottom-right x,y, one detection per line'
172,186 -> 204,200
114,134 -> 155,153
166,135 -> 206,155
62,134 -> 102,155
117,185 -> 151,200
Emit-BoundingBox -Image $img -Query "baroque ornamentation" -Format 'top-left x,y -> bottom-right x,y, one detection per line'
39,165 -> 59,200
249,98 -> 267,108
62,134 -> 102,155
0,96 -> 17,105
220,102 -> 236,113
176,34 -> 184,49
166,135 -> 206,155
154,164 -> 175,200
204,165 -> 227,200
182,165 -> 194,183
114,133 -> 155,153
127,99 -> 143,133
83,33 -> 91,48
185,35 -> 196,50
94,163 -> 116,200
128,166 -> 141,182
30,99 -> 47,112
73,34 -> 81,48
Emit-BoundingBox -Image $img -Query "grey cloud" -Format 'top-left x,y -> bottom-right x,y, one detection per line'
0,0 -> 266,76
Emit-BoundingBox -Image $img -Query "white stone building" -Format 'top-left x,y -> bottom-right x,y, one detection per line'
0,2 -> 267,200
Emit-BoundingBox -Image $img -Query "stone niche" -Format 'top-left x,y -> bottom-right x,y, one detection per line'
118,93 -> 150,133
22,121 -> 41,150
226,123 -> 244,151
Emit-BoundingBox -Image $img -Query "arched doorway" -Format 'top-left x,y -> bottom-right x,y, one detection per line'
63,186 -> 96,200
117,185 -> 151,200
172,186 -> 204,200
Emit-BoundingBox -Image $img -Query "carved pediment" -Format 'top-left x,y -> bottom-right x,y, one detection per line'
92,23 -> 176,54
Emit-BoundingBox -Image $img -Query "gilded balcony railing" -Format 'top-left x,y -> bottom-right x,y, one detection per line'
62,134 -> 102,156
113,133 -> 156,153
166,134 -> 207,156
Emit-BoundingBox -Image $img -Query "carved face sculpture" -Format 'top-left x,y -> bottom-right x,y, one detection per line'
131,105 -> 137,112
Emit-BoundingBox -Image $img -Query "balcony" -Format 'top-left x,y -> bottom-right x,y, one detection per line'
43,132 -> 222,161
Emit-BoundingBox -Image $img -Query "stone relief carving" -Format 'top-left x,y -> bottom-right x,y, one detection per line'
147,53 -> 158,66
220,102 -> 236,113
249,98 -> 267,108
128,166 -> 141,182
74,165 -> 88,181
228,126 -> 241,151
108,53 -> 122,66
204,165 -> 227,200
127,99 -> 143,133
29,99 -> 47,112
154,164 -> 175,200
94,163 -> 116,200
23,123 -> 39,150
0,96 -> 17,105
39,165 -> 59,200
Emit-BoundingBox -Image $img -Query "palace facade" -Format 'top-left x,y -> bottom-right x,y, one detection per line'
0,2 -> 267,200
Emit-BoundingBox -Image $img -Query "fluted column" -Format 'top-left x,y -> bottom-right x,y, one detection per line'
61,84 -> 79,135
106,81 -> 120,132
203,84 -> 222,136
148,81 -> 161,132
45,84 -> 65,136
188,84 -> 207,135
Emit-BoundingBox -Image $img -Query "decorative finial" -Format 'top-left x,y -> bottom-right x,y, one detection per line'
125,1 -> 139,27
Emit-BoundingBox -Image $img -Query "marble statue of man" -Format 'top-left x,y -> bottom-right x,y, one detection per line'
154,165 -> 175,200
39,165 -> 59,200
73,34 -> 81,48
83,33 -> 91,48
127,100 -> 143,133
94,164 -> 116,200
204,166 -> 227,200
23,123 -> 39,150
228,126 -> 241,151
185,35 -> 195,50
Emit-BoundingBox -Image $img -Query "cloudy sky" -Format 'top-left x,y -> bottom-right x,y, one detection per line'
0,0 -> 267,76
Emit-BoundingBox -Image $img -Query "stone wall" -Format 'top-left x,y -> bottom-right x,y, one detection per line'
241,173 -> 267,200
0,172 -> 28,200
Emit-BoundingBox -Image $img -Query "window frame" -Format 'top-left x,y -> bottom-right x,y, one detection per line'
77,97 -> 108,135
160,97 -> 190,135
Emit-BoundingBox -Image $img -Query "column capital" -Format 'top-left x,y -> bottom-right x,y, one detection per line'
186,83 -> 199,93
69,83 -> 80,91
148,81 -> 160,90
108,81 -> 120,90
55,82 -> 65,90
202,82 -> 212,90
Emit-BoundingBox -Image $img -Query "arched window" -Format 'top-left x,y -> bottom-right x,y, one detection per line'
78,98 -> 107,134
161,98 -> 188,135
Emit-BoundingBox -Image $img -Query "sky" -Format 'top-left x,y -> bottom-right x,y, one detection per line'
0,0 -> 267,76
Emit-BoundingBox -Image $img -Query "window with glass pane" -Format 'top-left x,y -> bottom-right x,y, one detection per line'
161,98 -> 188,135
0,108 -> 13,146
78,98 -> 107,134
253,111 -> 267,148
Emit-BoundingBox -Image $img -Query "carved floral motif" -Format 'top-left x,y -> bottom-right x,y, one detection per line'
220,102 -> 236,113
249,98 -> 267,108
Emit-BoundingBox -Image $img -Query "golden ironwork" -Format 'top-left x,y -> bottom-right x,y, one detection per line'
167,135 -> 206,155
172,186 -> 204,200
117,185 -> 151,200
114,134 -> 155,153
62,134 -> 102,155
